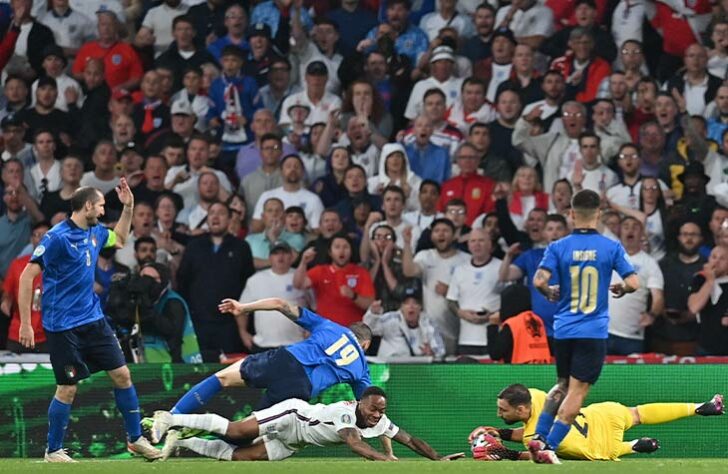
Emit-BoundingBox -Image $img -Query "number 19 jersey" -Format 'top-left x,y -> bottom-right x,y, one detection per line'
285,308 -> 371,399
538,229 -> 635,339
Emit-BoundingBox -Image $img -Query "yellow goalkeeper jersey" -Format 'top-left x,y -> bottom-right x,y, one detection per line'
522,389 -> 634,460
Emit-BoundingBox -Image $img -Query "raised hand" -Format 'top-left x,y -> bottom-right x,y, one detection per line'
115,177 -> 134,207
301,247 -> 317,264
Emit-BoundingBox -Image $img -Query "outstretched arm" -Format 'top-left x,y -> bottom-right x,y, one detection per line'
393,428 -> 464,460
218,297 -> 300,321
338,428 -> 390,461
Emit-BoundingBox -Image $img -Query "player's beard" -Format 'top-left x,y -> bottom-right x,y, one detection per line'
678,242 -> 699,257
86,213 -> 99,226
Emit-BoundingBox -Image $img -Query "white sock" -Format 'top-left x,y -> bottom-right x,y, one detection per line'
170,413 -> 229,436
178,438 -> 235,461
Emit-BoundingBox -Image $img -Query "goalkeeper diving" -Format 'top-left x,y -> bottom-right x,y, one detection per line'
468,384 -> 723,461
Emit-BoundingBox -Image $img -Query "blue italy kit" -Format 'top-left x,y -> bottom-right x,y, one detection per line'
538,229 -> 635,340
513,247 -> 557,337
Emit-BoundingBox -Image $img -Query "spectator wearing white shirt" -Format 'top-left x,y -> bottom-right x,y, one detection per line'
363,289 -> 445,358
570,131 -> 618,195
447,77 -> 496,134
608,216 -> 665,355
419,0 -> 475,41
279,61 -> 342,127
31,45 -> 82,112
165,134 -> 232,210
69,0 -> 125,22
40,0 -> 96,60
403,180 -> 443,232
290,16 -> 343,95
606,142 -> 668,210
28,129 -> 61,200
80,140 -> 120,195
135,0 -> 189,57
494,0 -> 554,51
251,154 -> 324,233
447,228 -> 502,356
237,241 -> 308,352
402,218 -> 470,355
611,0 -> 647,70
405,46 -> 463,121
176,171 -> 221,234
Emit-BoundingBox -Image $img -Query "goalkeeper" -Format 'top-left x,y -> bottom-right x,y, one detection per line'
468,384 -> 723,461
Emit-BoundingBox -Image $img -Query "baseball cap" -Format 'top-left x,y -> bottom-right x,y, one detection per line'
430,45 -> 455,63
270,241 -> 292,253
41,44 -> 67,66
306,60 -> 328,76
1,114 -> 23,130
247,22 -> 272,40
36,76 -> 57,90
171,100 -> 194,116
112,87 -> 132,101
402,283 -> 423,303
95,5 -> 119,19
492,27 -> 517,45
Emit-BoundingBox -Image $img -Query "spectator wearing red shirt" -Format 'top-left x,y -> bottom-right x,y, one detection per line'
72,9 -> 143,91
294,234 -> 375,327
550,27 -> 610,104
438,142 -> 497,226
1,221 -> 50,353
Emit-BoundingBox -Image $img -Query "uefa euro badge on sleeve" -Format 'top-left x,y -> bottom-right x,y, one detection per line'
341,414 -> 352,424
33,245 -> 45,258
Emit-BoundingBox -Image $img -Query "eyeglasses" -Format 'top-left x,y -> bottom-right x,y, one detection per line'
679,232 -> 702,237
643,185 -> 659,191
562,111 -> 583,118
262,145 -> 281,151
447,209 -> 466,215
618,153 -> 639,160
373,234 -> 394,240
621,49 -> 642,55
457,154 -> 480,160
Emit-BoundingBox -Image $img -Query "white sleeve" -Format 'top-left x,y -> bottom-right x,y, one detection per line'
252,191 -> 270,219
529,7 -> 554,36
306,194 -> 325,230
645,258 -> 664,290
445,269 -> 462,301
217,171 -> 232,192
381,416 -> 400,438
331,404 -> 359,433
141,8 -> 155,30
240,274 -> 258,302
404,82 -> 423,120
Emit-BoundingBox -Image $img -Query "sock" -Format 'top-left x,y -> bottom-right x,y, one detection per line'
114,386 -> 142,442
620,441 -> 636,457
636,403 -> 695,425
47,398 -> 72,452
171,376 -> 222,414
178,438 -> 235,460
170,413 -> 229,436
545,420 -> 571,451
535,411 -> 555,439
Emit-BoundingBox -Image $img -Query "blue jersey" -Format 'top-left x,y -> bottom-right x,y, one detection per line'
513,248 -> 558,337
285,308 -> 371,398
538,229 -> 635,340
30,219 -> 117,332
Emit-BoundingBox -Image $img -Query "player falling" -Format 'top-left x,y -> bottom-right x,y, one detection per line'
149,297 -> 372,433
468,384 -> 724,461
151,387 -> 463,461
531,189 -> 640,463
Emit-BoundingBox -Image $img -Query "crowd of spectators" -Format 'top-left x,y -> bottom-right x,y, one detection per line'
2,0 -> 728,363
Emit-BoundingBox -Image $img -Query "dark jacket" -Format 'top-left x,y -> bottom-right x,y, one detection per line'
155,43 -> 219,91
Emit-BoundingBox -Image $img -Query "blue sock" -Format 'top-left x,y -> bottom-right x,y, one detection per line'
535,411 -> 555,439
114,386 -> 142,442
47,398 -> 72,452
546,420 -> 571,451
171,375 -> 223,414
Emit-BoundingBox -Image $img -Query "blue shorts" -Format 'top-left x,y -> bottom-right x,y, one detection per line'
46,318 -> 126,385
554,338 -> 607,385
239,347 -> 312,409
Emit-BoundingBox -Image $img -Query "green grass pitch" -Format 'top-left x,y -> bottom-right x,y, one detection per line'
1,458 -> 727,474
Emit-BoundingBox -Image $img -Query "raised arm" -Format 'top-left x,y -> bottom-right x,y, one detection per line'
293,247 -> 316,289
218,297 -> 300,321
338,428 -> 390,461
113,177 -> 134,248
401,227 -> 422,277
393,428 -> 464,460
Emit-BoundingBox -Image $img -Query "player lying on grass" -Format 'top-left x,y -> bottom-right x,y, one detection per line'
148,297 -> 372,433
152,386 -> 464,461
468,384 -> 724,462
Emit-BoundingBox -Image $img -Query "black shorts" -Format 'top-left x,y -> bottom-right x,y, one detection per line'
554,338 -> 607,385
46,318 -> 127,385
239,347 -> 312,409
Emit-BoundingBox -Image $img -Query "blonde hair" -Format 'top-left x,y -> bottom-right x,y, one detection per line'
511,166 -> 542,193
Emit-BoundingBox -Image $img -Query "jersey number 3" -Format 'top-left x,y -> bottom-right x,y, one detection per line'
569,265 -> 598,314
325,335 -> 360,366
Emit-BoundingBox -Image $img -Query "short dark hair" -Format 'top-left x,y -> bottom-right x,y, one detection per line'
468,122 -> 489,136
328,232 -> 353,252
420,179 -> 441,194
475,2 -> 496,15
221,44 -> 245,60
498,384 -> 532,407
571,189 -> 601,218
546,214 -> 568,227
382,185 -> 406,202
32,220 -> 51,232
350,322 -> 373,344
70,187 -> 102,212
172,15 -> 195,30
386,0 -> 411,10
445,198 -> 467,209
260,132 -> 282,146
461,77 -> 486,93
345,164 -> 367,178
423,88 -> 446,102
578,131 -> 600,146
431,217 -> 456,232
314,17 -> 339,31
134,236 -> 157,252
361,385 -> 386,399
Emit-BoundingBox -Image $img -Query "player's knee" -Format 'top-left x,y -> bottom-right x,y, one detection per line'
108,366 -> 132,388
55,384 -> 77,403
216,365 -> 244,388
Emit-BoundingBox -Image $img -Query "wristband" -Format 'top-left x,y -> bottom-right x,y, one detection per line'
497,429 -> 514,441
